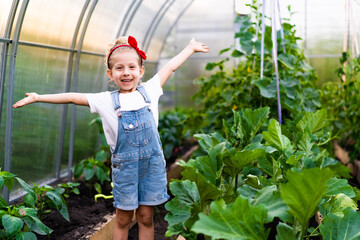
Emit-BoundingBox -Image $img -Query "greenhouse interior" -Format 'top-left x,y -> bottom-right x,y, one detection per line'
1,0 -> 360,239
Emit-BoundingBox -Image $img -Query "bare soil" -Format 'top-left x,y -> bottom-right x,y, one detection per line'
36,182 -> 172,240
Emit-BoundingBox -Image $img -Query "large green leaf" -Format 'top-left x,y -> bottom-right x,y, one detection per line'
223,148 -> 266,178
192,196 -> 269,240
320,207 -> 360,240
73,163 -> 84,179
276,222 -> 296,240
15,177 -> 36,203
320,193 -> 358,218
253,78 -> 277,98
186,142 -> 226,185
325,178 -> 355,198
263,119 -> 292,151
278,53 -> 296,70
84,167 -> 95,180
296,109 -> 328,134
23,213 -> 52,235
0,171 -> 16,191
322,157 -> 352,179
241,107 -> 270,144
165,180 -> 201,237
2,214 -> 23,236
46,191 -> 69,221
15,231 -> 37,240
280,168 -> 334,229
251,186 -> 291,223
231,110 -> 245,142
297,132 -> 314,157
180,161 -> 222,207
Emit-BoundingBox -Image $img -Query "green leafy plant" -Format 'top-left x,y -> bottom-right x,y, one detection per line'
55,182 -> 80,200
0,170 -> 52,239
322,52 -> 360,161
18,181 -> 70,222
158,109 -> 189,159
73,150 -> 111,195
73,117 -> 111,196
165,108 -> 360,239
189,4 -> 321,134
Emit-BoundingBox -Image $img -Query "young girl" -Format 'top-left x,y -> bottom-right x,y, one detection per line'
13,35 -> 209,240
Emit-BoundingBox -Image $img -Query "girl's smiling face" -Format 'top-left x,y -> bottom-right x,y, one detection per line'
107,50 -> 144,93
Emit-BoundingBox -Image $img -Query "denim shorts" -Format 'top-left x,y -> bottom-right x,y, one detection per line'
111,149 -> 169,211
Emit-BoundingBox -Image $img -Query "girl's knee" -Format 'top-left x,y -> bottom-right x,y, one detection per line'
136,207 -> 154,227
115,209 -> 134,228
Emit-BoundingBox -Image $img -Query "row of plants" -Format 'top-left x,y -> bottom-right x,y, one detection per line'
189,7 -> 320,134
165,108 -> 360,239
322,52 -> 360,161
165,1 -> 360,239
0,119 -> 112,239
0,170 -> 79,239
188,2 -> 360,162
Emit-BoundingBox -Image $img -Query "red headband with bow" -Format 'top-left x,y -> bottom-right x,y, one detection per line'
107,35 -> 147,69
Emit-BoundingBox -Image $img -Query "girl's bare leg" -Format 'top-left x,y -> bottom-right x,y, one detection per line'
113,209 -> 134,240
136,205 -> 154,240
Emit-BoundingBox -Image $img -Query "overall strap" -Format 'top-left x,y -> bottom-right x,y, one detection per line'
110,90 -> 121,110
136,85 -> 151,104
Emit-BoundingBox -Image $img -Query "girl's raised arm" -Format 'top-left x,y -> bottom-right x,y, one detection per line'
13,92 -> 89,109
157,38 -> 209,87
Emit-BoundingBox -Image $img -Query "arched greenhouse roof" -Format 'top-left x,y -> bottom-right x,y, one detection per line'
1,0 -> 359,203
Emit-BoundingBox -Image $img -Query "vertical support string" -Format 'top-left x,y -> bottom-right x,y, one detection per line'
260,0 -> 266,79
271,0 -> 282,124
253,0 -> 260,70
276,0 -> 286,53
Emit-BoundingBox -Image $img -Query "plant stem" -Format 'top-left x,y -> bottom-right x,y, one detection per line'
309,224 -> 320,237
234,175 -> 238,192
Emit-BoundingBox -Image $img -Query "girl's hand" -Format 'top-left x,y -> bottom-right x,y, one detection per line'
188,38 -> 209,53
13,93 -> 39,108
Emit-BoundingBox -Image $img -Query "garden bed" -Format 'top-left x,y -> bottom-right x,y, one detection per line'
35,182 -> 114,240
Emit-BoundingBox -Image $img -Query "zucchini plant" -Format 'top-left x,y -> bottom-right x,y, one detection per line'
165,108 -> 360,239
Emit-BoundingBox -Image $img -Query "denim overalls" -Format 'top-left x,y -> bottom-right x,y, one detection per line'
110,85 -> 169,210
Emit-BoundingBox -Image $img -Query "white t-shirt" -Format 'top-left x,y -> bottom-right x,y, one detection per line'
86,74 -> 163,151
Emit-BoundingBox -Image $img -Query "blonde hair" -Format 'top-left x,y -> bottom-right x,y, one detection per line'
105,36 -> 143,69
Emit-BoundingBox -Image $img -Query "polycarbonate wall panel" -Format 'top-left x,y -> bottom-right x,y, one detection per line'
0,1 -> 12,37
82,0 -> 130,54
175,0 -> 235,57
276,0 -> 351,84
10,46 -> 69,184
145,0 -> 193,62
125,1 -> 165,60
71,54 -> 109,166
58,54 -> 107,173
159,0 -> 236,108
19,0 -> 85,47
278,0 -> 346,56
